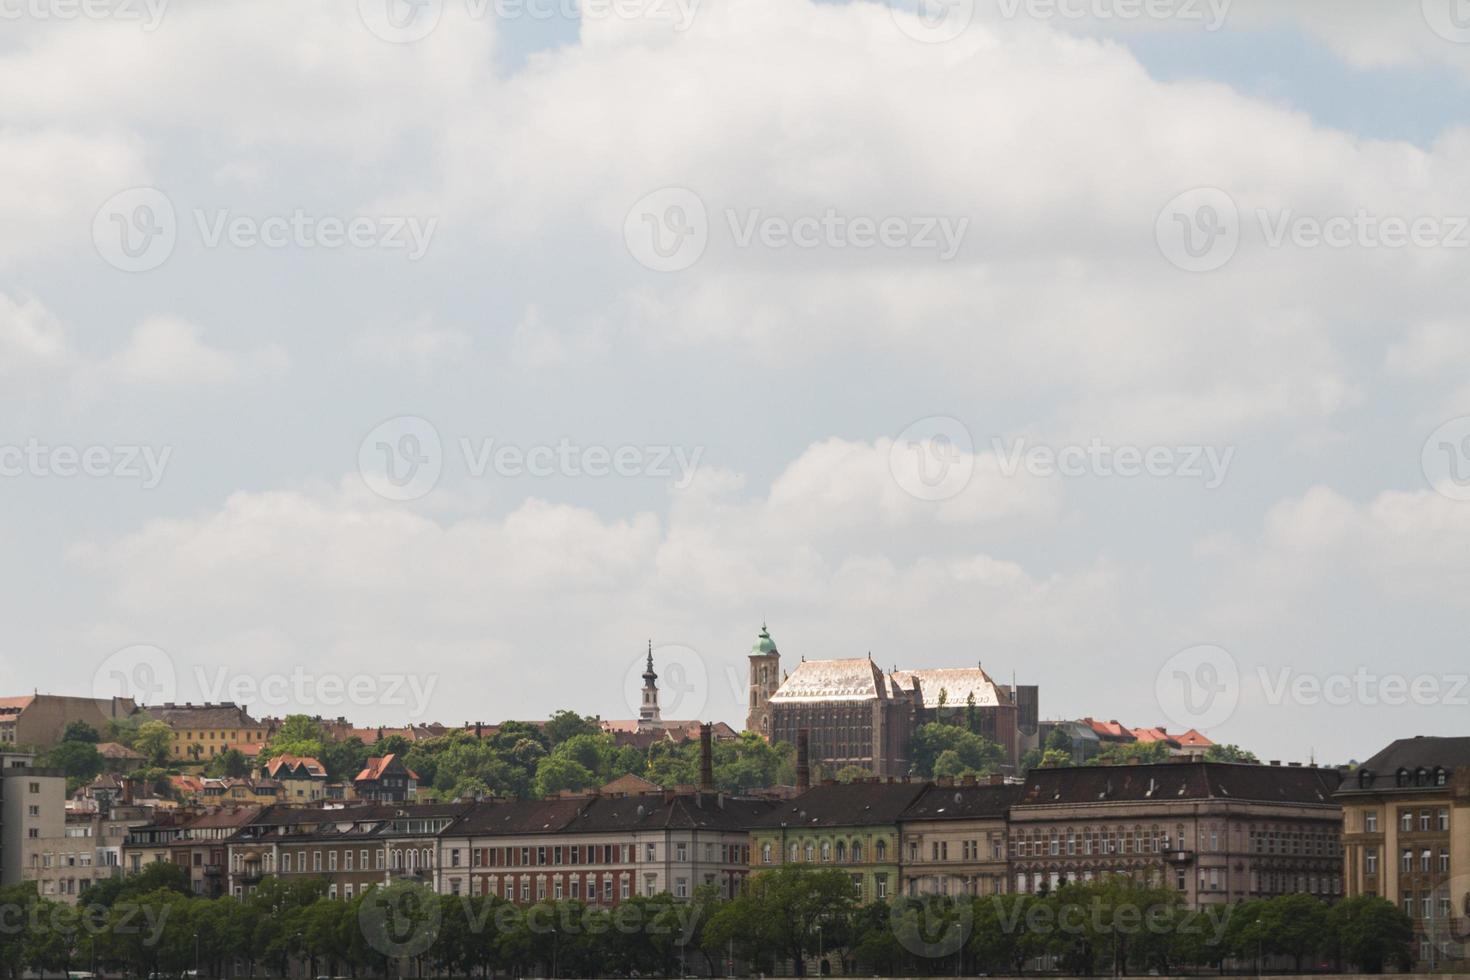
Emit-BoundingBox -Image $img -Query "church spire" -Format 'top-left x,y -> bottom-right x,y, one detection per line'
639,641 -> 660,725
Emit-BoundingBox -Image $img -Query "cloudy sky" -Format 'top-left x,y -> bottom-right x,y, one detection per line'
4,0 -> 1470,765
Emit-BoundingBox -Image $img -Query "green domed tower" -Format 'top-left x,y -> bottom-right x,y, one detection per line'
746,624 -> 781,737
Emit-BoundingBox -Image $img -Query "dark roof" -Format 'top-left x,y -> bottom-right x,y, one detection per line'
900,783 -> 1021,821
147,701 -> 261,728
444,798 -> 590,837
570,794 -> 776,833
1359,736 -> 1470,774
753,781 -> 929,829
1014,762 -> 1341,808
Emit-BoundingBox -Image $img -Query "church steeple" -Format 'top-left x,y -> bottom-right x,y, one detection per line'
639,641 -> 661,725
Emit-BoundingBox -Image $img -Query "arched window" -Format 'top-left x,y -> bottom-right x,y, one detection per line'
762,843 -> 772,864
804,842 -> 814,862
1434,767 -> 1448,786
1396,768 -> 1410,787
789,843 -> 799,863
852,841 -> 863,863
835,841 -> 846,862
821,841 -> 831,862
875,839 -> 887,862
1358,768 -> 1375,789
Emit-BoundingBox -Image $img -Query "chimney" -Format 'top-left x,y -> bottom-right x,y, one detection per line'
796,729 -> 811,792
699,723 -> 715,792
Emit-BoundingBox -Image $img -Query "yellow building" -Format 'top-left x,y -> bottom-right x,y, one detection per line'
144,702 -> 269,761
261,754 -> 328,802
1336,736 -> 1470,971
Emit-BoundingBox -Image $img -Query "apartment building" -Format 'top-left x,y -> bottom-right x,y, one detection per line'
1336,736 -> 1470,969
750,780 -> 924,903
439,791 -> 769,904
1009,760 -> 1343,909
224,802 -> 469,900
899,780 -> 1018,897
145,701 -> 269,761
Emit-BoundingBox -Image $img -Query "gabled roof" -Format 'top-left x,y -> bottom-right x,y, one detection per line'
1079,718 -> 1136,742
0,695 -> 35,712
355,754 -> 418,782
769,658 -> 889,703
601,773 -> 661,794
753,781 -> 929,829
891,667 -> 1003,709
1129,727 -> 1181,748
96,741 -> 144,759
1174,729 -> 1214,748
263,754 -> 327,779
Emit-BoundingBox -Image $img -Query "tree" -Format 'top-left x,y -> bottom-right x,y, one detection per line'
709,865 -> 856,976
1204,743 -> 1259,763
544,709 -> 601,745
134,720 -> 174,766
1260,892 -> 1329,971
910,722 -> 1003,778
833,765 -> 872,783
62,720 -> 100,743
43,740 -> 104,789
204,747 -> 249,778
1095,740 -> 1172,765
532,754 -> 598,797
1328,894 -> 1413,973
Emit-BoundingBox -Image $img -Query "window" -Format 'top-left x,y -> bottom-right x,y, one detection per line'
875,839 -> 886,862
283,853 -> 293,873
852,841 -> 863,862
675,843 -> 687,862
313,850 -> 322,871
1440,849 -> 1451,873
876,874 -> 888,900
821,841 -> 831,862
329,851 -> 338,871
675,877 -> 688,898
761,843 -> 772,864
1438,809 -> 1450,832
346,851 -> 354,871
1401,811 -> 1414,832
645,843 -> 656,862
805,842 -> 814,862
1420,810 -> 1432,832
1365,848 -> 1378,875
1422,849 -> 1432,872
1402,849 -> 1413,873
1365,811 -> 1378,833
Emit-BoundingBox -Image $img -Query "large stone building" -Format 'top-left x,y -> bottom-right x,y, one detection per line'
1009,760 -> 1343,909
0,694 -> 138,748
899,780 -> 1018,898
1336,736 -> 1470,970
745,626 -> 1038,776
145,701 -> 270,762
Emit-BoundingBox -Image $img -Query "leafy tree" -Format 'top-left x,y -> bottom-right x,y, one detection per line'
203,747 -> 249,778
42,740 -> 104,789
544,709 -> 602,745
707,865 -> 856,976
1204,743 -> 1259,763
833,765 -> 872,783
134,720 -> 174,766
1095,739 -> 1172,765
1328,894 -> 1413,973
533,754 -> 598,797
62,720 -> 100,743
910,722 -> 1003,778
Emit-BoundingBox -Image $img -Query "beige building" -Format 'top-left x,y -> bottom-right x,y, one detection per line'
1009,760 -> 1343,909
1337,736 -> 1470,970
0,695 -> 137,748
899,780 -> 1017,897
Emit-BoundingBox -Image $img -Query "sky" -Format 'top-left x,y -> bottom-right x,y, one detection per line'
3,0 -> 1470,766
